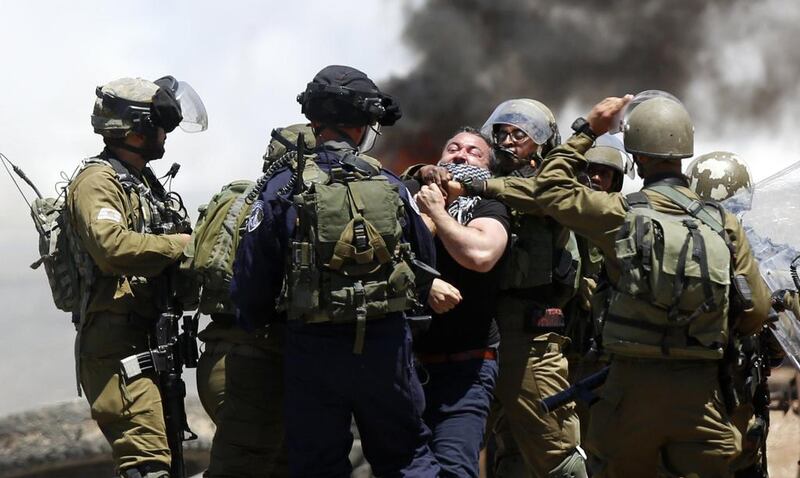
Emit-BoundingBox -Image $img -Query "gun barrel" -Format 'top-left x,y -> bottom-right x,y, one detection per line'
540,366 -> 609,414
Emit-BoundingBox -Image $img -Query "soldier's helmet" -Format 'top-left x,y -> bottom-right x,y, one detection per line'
262,123 -> 316,172
624,96 -> 693,160
686,151 -> 754,210
585,134 -> 634,192
92,76 -> 207,138
481,98 -> 560,156
298,65 -> 401,128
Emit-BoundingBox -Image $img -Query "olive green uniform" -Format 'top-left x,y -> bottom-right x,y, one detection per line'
485,193 -> 583,477
196,319 -> 287,478
67,161 -> 187,472
564,237 -> 607,439
482,132 -> 771,477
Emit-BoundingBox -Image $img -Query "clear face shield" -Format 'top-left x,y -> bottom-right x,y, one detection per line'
358,123 -> 381,154
610,89 -> 682,134
481,99 -> 554,173
480,100 -> 554,146
175,81 -> 208,133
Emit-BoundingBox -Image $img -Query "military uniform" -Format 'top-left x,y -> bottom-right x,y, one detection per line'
232,65 -> 439,478
67,75 -> 206,477
68,156 -> 187,473
474,99 -> 585,478
482,130 -> 770,477
196,320 -> 287,478
192,124 -> 316,478
564,236 -> 607,439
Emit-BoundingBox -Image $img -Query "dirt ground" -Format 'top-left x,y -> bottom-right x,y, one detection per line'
768,367 -> 800,478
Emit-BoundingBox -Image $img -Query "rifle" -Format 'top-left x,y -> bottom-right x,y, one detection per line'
120,268 -> 199,477
540,366 -> 609,414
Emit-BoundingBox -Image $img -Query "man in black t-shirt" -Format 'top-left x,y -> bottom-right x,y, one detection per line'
412,127 -> 510,477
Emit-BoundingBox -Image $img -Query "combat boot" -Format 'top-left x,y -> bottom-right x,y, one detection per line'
547,447 -> 588,478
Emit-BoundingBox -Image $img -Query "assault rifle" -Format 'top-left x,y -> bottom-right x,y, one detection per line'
120,268 -> 199,478
540,366 -> 609,414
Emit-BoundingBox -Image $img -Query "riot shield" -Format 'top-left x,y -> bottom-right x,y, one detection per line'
737,159 -> 800,370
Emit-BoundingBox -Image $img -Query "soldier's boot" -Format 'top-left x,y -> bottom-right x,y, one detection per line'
120,463 -> 170,478
547,447 -> 588,478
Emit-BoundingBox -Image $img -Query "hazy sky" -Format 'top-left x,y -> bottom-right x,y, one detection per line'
2,0 -> 800,416
0,0 -> 416,414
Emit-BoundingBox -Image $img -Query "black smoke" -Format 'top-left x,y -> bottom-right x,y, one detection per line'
377,0 -> 800,170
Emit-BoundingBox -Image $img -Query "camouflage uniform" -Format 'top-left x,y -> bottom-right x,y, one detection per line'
480,129 -> 771,477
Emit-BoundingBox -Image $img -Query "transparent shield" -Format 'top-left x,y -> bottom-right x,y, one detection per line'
175,81 -> 208,133
609,90 -> 682,134
480,99 -> 553,145
739,159 -> 800,370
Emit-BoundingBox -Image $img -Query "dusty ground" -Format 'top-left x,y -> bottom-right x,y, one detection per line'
768,366 -> 799,478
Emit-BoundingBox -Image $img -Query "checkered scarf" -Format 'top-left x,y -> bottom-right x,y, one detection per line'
440,163 -> 492,225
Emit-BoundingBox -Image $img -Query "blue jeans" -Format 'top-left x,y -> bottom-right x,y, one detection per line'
420,356 -> 499,478
285,317 -> 440,478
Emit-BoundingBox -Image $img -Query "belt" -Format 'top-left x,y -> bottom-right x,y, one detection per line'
417,347 -> 498,365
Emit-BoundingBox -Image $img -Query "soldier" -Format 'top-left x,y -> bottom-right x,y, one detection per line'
565,136 -> 633,439
460,94 -> 771,476
686,151 -> 754,212
68,77 -> 205,477
411,127 -> 509,477
194,125 -> 314,478
231,65 -> 440,477
687,151 -> 778,477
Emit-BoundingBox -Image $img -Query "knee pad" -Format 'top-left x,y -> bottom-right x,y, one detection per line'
547,447 -> 588,478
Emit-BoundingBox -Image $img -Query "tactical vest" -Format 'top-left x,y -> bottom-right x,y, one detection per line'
604,185 -> 732,360
499,213 -> 579,305
281,147 -> 417,353
66,155 -> 189,313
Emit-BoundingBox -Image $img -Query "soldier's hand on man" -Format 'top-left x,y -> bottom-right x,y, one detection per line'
427,278 -> 462,313
416,184 -> 448,215
587,95 -> 633,135
417,165 -> 451,198
176,233 -> 192,247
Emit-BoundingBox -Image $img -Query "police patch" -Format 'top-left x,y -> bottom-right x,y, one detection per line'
246,200 -> 265,232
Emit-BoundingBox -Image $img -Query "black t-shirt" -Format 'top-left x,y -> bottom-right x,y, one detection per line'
415,198 -> 510,354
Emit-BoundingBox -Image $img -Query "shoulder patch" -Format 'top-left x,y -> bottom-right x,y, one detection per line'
96,207 -> 123,223
246,200 -> 265,232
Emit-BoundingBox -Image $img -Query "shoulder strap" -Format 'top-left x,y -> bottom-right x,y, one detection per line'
625,191 -> 651,209
104,157 -> 143,190
647,184 -> 725,234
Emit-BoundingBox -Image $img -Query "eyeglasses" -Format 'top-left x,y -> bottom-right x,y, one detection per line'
494,128 -> 530,144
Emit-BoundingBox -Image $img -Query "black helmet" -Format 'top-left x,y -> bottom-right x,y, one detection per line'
297,65 -> 401,127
